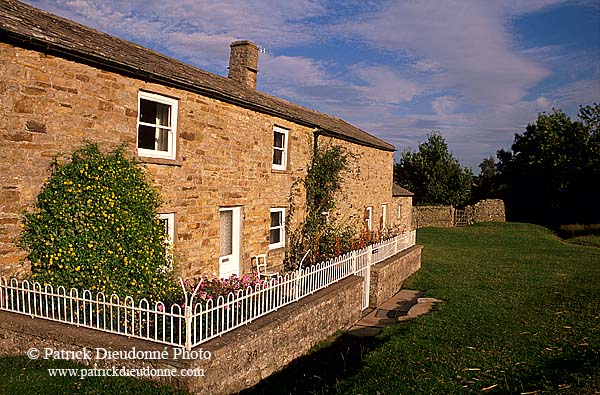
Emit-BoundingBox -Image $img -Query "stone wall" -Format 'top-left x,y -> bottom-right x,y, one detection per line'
472,199 -> 506,223
0,42 -> 395,278
413,199 -> 506,229
369,245 -> 422,308
187,276 -> 363,394
413,205 -> 454,228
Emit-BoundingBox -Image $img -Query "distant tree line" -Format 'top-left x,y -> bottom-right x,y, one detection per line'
394,103 -> 600,227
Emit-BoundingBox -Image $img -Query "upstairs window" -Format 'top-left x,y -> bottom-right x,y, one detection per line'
269,208 -> 285,249
382,204 -> 387,229
272,126 -> 289,170
137,91 -> 178,160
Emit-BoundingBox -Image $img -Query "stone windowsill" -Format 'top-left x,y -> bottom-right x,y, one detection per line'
138,156 -> 183,167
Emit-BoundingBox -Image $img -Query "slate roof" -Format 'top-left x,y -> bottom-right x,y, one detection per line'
0,0 -> 395,152
393,184 -> 414,197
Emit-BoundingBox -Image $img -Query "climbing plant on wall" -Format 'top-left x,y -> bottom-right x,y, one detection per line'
19,143 -> 179,303
285,143 -> 359,271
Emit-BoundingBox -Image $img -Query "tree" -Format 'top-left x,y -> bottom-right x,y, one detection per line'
471,156 -> 503,202
495,103 -> 600,226
394,132 -> 472,206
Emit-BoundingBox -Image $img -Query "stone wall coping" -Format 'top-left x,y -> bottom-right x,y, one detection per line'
371,244 -> 423,271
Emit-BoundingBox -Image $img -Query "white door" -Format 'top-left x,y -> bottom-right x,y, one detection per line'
219,207 -> 241,278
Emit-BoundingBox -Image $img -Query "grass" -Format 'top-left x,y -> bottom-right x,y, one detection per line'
243,222 -> 600,394
3,223 -> 599,394
0,356 -> 186,395
564,235 -> 600,248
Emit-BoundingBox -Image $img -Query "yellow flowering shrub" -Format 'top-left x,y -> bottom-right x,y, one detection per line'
20,144 -> 179,303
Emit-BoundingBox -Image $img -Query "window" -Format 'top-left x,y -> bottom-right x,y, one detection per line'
269,208 -> 285,249
365,206 -> 373,231
158,213 -> 175,273
397,205 -> 402,219
272,126 -> 288,170
158,213 -> 175,244
382,204 -> 387,229
137,91 -> 178,159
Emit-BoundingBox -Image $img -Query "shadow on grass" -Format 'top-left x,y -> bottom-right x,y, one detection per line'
512,347 -> 600,393
239,332 -> 381,395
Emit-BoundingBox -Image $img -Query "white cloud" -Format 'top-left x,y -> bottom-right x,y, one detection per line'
350,65 -> 422,104
413,59 -> 441,73
432,96 -> 459,115
547,79 -> 600,109
339,0 -> 551,106
261,55 -> 331,87
535,95 -> 553,109
166,32 -> 238,72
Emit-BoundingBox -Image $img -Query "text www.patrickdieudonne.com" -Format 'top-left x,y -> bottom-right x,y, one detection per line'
47,366 -> 205,380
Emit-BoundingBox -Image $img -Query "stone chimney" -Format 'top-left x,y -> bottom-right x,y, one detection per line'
228,40 -> 259,89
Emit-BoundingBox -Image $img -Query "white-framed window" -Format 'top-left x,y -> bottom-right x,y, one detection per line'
158,213 -> 175,244
269,208 -> 285,249
382,204 -> 387,229
157,212 -> 175,273
365,206 -> 373,231
272,126 -> 289,170
137,91 -> 178,160
397,205 -> 402,219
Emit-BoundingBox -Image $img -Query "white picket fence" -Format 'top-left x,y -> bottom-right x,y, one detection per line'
0,230 -> 416,350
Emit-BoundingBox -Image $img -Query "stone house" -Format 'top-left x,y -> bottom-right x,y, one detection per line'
0,0 -> 414,279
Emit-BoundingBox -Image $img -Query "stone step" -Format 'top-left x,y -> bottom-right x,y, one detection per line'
348,290 -> 443,336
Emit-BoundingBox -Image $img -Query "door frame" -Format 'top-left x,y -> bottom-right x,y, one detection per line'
219,206 -> 242,278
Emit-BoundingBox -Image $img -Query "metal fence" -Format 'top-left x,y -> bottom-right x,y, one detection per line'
0,230 -> 416,350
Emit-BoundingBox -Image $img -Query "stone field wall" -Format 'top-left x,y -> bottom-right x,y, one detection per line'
413,199 -> 506,229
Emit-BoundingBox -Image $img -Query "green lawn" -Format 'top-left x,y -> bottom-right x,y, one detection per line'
0,356 -> 185,395
3,223 -> 599,394
244,222 -> 600,394
565,234 -> 600,248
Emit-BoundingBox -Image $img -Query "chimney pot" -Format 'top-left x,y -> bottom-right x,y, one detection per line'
228,40 -> 259,89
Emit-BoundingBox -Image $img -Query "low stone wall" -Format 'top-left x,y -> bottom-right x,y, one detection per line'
413,199 -> 505,228
369,245 -> 423,308
187,276 -> 363,394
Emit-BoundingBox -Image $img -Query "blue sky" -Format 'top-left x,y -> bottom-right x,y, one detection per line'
25,0 -> 600,170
